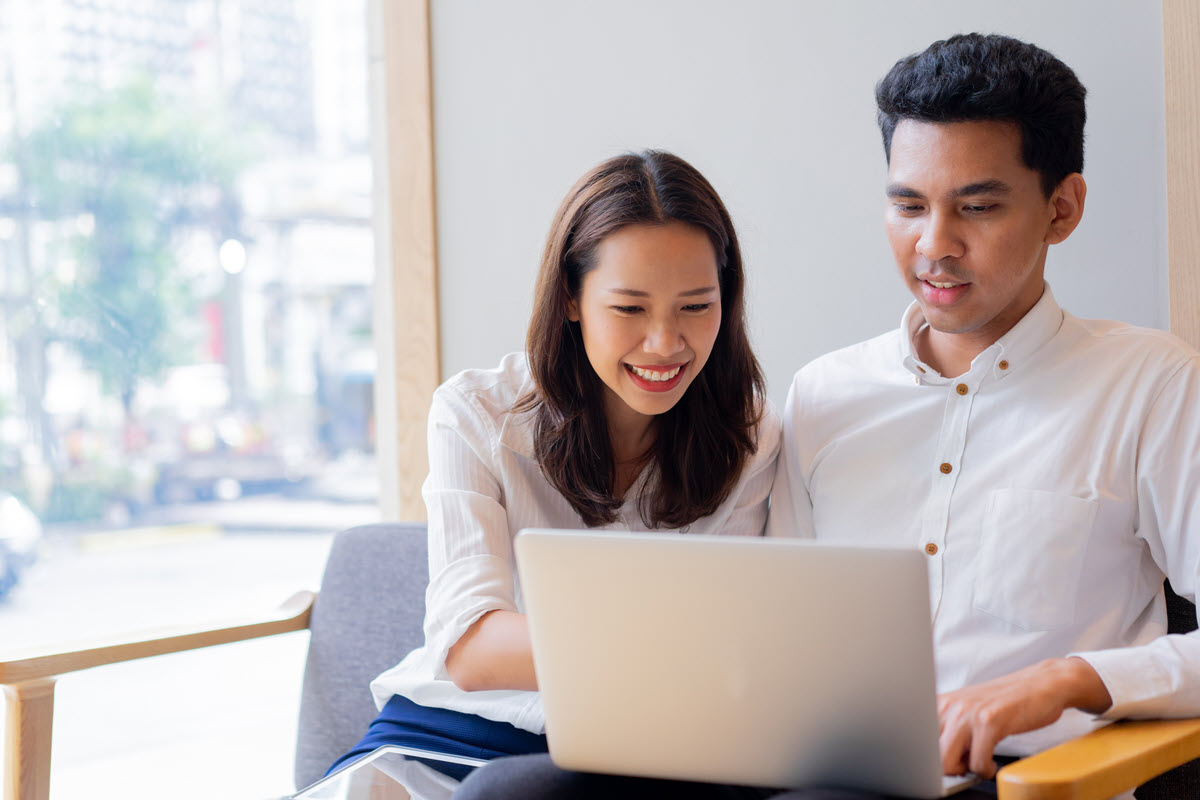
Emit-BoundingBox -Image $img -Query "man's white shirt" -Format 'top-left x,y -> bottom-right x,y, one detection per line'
767,285 -> 1200,755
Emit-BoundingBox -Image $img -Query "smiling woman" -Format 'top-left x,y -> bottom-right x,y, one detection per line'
325,150 -> 781,784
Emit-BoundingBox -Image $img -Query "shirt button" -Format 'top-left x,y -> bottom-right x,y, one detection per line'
924,543 -> 939,556
955,383 -> 968,395
939,463 -> 953,474
999,360 -> 1010,370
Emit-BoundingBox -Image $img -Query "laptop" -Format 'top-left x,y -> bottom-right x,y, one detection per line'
514,529 -> 979,798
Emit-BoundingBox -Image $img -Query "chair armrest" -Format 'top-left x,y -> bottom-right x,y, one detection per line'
996,717 -> 1200,800
0,590 -> 315,684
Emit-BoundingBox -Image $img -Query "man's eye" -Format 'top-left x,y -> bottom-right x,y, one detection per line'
682,303 -> 712,312
894,203 -> 923,214
964,204 -> 995,214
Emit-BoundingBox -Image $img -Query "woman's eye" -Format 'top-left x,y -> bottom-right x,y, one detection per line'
682,303 -> 712,312
612,305 -> 642,314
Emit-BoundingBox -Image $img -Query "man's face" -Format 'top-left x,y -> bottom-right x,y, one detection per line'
885,120 -> 1058,348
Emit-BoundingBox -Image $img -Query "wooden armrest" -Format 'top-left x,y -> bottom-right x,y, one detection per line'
996,718 -> 1200,800
0,590 -> 315,685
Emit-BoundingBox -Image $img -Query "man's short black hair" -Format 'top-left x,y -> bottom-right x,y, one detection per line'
875,33 -> 1086,197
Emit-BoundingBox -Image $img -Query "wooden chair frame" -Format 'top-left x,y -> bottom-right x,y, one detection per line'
0,592 -> 314,800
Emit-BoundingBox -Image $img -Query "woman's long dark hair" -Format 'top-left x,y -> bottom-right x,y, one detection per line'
519,150 -> 765,528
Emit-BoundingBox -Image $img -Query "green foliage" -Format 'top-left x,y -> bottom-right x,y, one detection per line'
18,78 -> 245,403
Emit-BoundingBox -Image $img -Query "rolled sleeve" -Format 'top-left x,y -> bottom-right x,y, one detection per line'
1075,354 -> 1200,720
418,385 -> 521,676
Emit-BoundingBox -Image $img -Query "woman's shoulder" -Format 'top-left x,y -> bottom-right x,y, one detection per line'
748,396 -> 782,470
431,353 -> 538,457
435,352 -> 535,418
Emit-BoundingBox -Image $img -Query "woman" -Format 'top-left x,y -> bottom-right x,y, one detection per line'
329,149 -> 780,783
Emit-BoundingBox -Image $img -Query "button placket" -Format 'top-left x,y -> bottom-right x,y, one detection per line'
921,377 -> 977,616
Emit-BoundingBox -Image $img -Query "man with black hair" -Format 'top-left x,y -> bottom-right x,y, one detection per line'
768,32 -> 1200,794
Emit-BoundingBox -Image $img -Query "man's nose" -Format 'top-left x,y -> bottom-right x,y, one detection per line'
916,212 -> 965,261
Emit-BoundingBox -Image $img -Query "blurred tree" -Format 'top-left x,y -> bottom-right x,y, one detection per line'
17,78 -> 244,413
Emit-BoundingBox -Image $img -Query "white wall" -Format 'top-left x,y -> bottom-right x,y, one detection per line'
431,1 -> 1167,408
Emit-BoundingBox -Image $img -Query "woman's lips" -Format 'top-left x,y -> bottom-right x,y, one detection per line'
624,362 -> 688,392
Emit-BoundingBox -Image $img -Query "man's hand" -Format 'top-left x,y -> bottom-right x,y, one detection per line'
937,657 -> 1113,779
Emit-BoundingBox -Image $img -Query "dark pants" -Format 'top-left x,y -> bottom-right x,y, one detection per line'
327,694 -> 549,781
453,753 -> 1002,799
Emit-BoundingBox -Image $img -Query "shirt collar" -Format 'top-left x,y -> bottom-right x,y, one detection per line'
900,282 -> 1065,382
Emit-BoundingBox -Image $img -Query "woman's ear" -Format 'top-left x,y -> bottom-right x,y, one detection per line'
567,297 -> 580,322
1045,173 -> 1087,245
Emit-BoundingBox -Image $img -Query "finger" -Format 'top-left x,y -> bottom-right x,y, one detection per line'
967,716 -> 1003,779
939,715 -> 972,776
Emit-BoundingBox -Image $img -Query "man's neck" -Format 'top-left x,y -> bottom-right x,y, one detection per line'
915,326 -> 991,379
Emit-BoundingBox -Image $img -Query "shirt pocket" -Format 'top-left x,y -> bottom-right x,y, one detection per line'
973,488 -> 1099,632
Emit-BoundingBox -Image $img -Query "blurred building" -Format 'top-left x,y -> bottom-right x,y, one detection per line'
0,0 -> 375,517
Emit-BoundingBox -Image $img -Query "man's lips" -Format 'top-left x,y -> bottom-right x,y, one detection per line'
920,278 -> 970,305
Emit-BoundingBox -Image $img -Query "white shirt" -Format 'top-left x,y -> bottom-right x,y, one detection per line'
372,352 -> 782,733
767,285 -> 1200,757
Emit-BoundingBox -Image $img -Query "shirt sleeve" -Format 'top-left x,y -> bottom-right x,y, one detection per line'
718,400 -> 783,536
418,383 -> 519,682
765,373 -> 817,540
1072,354 -> 1200,719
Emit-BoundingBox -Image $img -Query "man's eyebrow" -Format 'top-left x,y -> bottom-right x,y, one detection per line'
954,180 -> 1012,197
886,184 -> 922,199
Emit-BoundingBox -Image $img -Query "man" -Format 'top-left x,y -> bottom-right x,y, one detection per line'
767,31 -> 1200,794
457,33 -> 1200,800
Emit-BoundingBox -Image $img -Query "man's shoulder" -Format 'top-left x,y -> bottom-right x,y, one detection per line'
791,328 -> 907,389
1063,314 -> 1199,370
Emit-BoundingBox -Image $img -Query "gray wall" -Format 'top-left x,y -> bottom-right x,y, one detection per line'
432,1 -> 1167,408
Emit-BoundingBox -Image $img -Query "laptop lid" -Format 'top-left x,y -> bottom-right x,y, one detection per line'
515,530 -> 953,797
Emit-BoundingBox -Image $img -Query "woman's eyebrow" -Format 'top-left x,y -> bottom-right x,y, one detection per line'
606,286 -> 718,297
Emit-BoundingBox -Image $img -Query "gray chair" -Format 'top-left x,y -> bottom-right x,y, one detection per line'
293,522 -> 429,789
4,522 -> 1200,800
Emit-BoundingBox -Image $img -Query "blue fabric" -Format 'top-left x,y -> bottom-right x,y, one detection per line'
327,694 -> 549,781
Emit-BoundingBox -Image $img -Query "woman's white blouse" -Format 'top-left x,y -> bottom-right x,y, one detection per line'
370,352 -> 781,733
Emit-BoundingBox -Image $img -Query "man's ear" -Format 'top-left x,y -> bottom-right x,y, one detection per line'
1045,173 -> 1087,245
566,297 -> 580,322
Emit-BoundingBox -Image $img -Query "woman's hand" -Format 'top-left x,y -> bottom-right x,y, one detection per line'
445,609 -> 538,692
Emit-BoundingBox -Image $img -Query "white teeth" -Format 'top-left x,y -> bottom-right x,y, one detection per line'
629,364 -> 682,382
928,281 -> 959,289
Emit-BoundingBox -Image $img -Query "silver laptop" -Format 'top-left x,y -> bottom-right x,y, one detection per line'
514,530 -> 978,798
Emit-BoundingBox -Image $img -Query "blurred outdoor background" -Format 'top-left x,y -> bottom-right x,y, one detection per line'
0,0 -> 379,795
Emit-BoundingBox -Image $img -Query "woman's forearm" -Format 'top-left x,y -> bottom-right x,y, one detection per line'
444,609 -> 538,692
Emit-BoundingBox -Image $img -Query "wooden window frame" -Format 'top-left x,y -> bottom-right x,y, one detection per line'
1165,0 -> 1200,349
370,0 -> 439,521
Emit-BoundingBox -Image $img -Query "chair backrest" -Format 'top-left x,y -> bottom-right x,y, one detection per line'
1136,581 -> 1199,799
293,522 -> 430,790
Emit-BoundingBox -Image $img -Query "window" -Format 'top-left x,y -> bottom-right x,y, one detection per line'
0,1 -> 378,794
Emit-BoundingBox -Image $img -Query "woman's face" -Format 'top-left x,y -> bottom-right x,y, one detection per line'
568,221 -> 722,433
